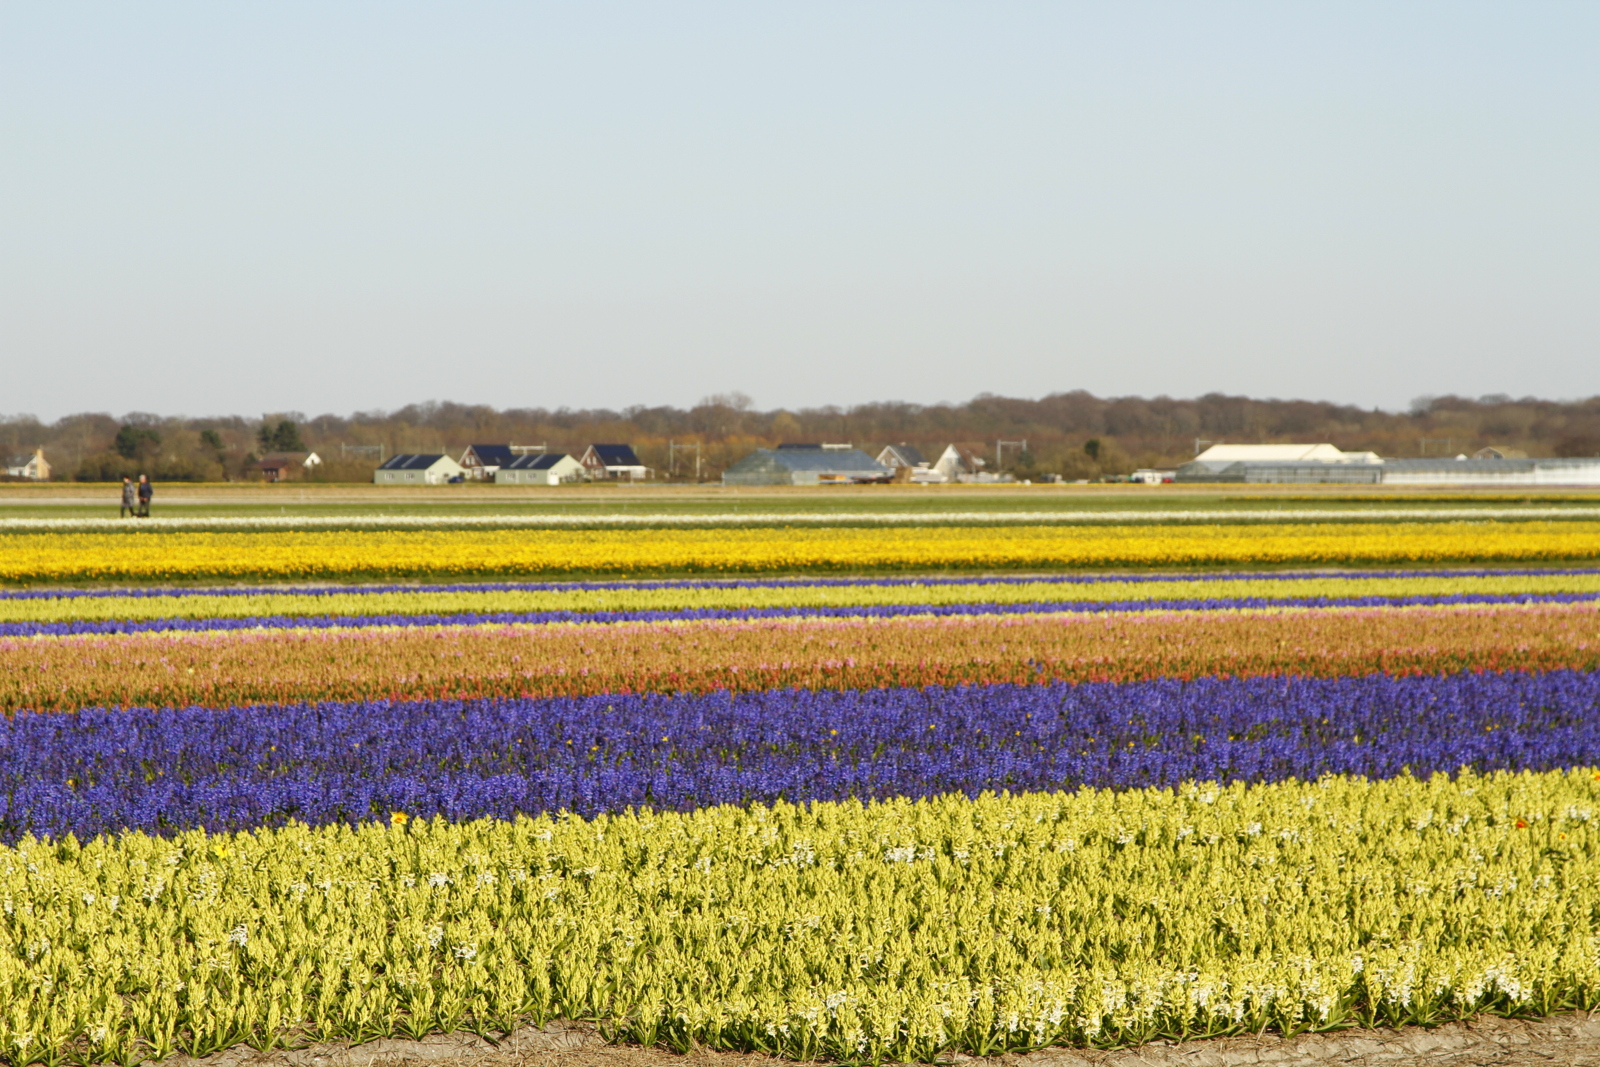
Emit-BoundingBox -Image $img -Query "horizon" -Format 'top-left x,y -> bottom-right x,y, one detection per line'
8,387 -> 1600,429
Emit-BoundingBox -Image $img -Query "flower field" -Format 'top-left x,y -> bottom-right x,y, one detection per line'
5,519 -> 1600,583
7,600 -> 1600,714
2,519 -> 1600,1063
4,568 -> 1600,630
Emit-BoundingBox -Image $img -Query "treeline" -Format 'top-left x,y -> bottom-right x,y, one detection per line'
5,391 -> 1600,482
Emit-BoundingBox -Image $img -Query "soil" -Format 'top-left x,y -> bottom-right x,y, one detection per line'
142,1013 -> 1600,1067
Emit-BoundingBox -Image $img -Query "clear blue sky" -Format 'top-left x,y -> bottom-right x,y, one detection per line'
2,2 -> 1597,420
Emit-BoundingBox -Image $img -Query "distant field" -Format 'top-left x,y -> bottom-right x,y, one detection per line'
2,480 -> 1600,521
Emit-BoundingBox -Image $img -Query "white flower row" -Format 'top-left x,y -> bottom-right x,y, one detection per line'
0,506 -> 1596,532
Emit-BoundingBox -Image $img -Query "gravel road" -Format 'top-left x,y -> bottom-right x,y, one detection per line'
141,1012 -> 1600,1067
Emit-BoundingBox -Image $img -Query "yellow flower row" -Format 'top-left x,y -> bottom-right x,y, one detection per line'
1,769 -> 1596,1062
3,521 -> 1600,583
4,570 -> 1600,623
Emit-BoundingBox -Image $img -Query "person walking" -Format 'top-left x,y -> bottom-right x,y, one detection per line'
120,476 -> 137,518
136,474 -> 153,518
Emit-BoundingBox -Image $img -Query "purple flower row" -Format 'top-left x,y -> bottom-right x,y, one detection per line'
4,591 -> 1597,638
4,566 -> 1595,601
4,669 -> 1598,842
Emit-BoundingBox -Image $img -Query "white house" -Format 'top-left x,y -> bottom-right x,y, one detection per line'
933,445 -> 990,482
374,454 -> 465,485
875,444 -> 926,470
495,452 -> 585,486
3,449 -> 49,481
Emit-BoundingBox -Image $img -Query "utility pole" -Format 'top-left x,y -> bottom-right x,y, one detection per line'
341,443 -> 385,463
1418,437 -> 1453,457
668,441 -> 702,481
996,439 -> 1028,470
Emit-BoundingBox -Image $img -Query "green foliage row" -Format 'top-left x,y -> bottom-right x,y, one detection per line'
7,571 -> 1600,625
4,769 -> 1600,1064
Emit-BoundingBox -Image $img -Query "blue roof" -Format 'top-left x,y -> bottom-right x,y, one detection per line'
378,454 -> 445,470
589,444 -> 641,466
881,444 -> 926,465
504,452 -> 569,470
466,444 -> 516,466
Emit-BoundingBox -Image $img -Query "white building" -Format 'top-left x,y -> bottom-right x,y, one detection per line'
3,449 -> 50,481
1380,457 -> 1600,487
495,452 -> 585,486
932,445 -> 989,482
373,454 -> 466,485
875,444 -> 948,482
1192,444 -> 1381,465
1178,443 -> 1385,484
1178,441 -> 1600,486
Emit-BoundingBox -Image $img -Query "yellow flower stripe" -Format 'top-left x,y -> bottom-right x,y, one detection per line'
3,770 -> 1599,1062
3,521 -> 1600,584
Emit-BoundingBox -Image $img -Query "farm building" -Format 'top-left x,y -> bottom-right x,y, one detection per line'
250,451 -> 321,482
459,444 -> 516,480
3,448 -> 50,481
373,454 -> 465,485
1175,442 -> 1600,485
723,444 -> 891,486
876,444 -> 926,470
580,444 -> 649,480
1177,443 -> 1384,484
876,444 -> 947,483
1380,457 -> 1600,486
933,445 -> 990,482
1192,443 -> 1381,465
495,452 -> 585,486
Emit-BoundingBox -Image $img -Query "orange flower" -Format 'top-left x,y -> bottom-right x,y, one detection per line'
390,811 -> 409,827
1515,819 -> 1529,829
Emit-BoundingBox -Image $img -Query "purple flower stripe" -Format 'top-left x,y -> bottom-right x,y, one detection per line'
5,591 -> 1600,638
5,566 -> 1597,601
3,670 -> 1598,842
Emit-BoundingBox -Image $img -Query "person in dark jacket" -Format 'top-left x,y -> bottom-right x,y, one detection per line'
120,477 -> 137,518
136,474 -> 153,518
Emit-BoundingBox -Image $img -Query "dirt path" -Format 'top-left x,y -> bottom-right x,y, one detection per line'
144,1013 -> 1600,1067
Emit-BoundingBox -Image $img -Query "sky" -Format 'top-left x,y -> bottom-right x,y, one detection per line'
2,2 -> 1598,422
